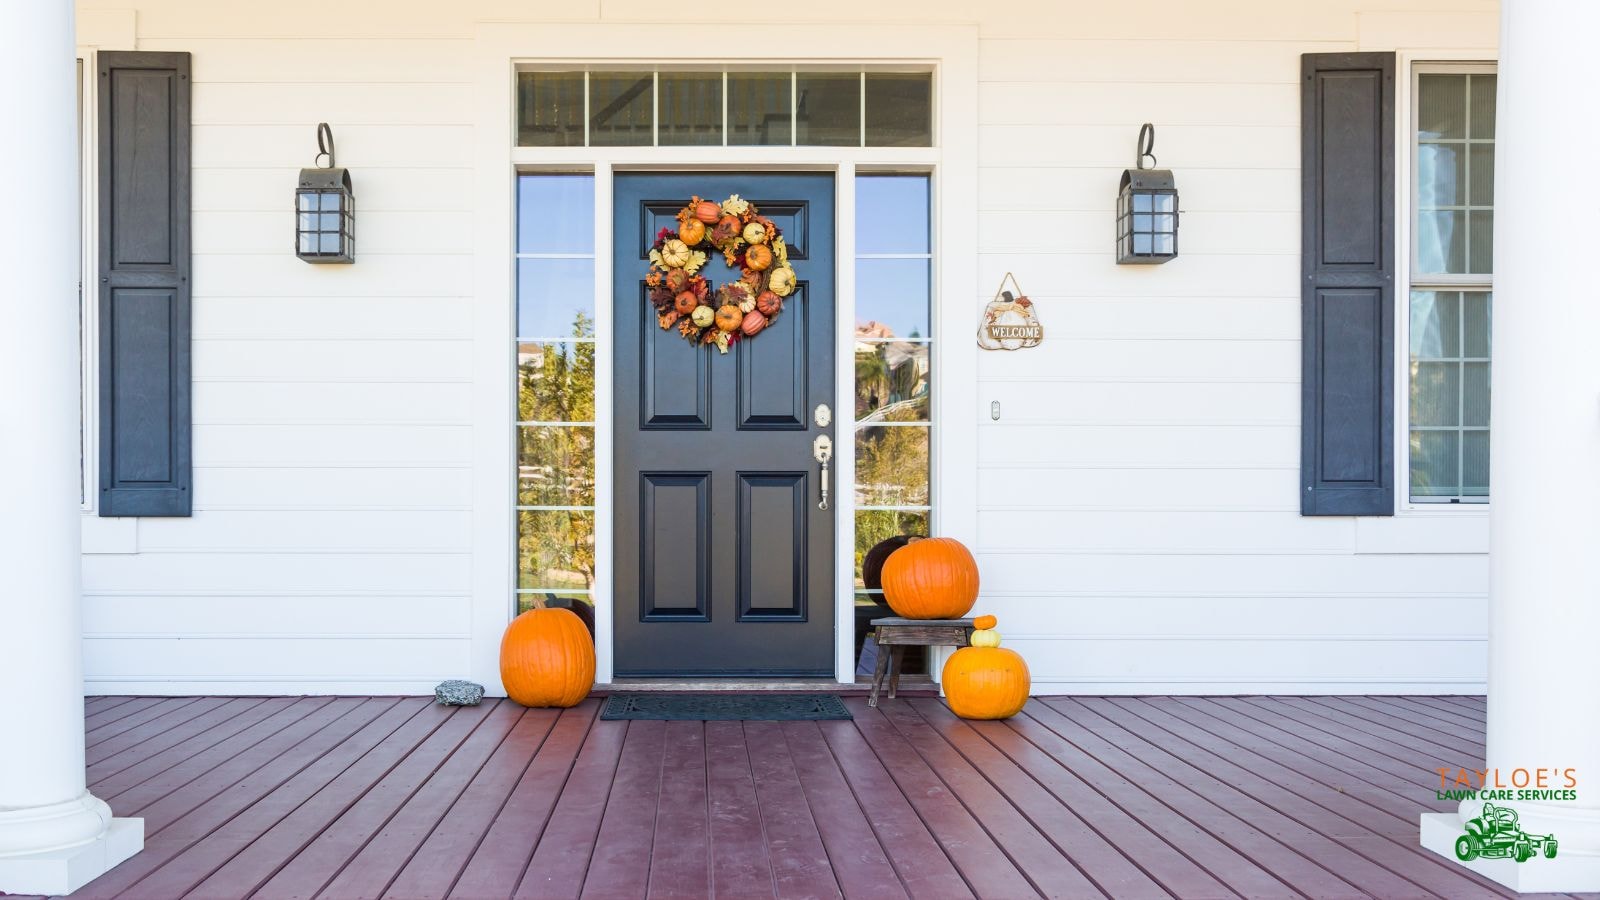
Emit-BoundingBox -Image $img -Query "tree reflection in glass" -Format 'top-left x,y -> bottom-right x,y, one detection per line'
516,312 -> 597,592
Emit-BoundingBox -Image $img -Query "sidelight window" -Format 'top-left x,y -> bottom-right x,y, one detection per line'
1408,67 -> 1494,503
853,175 -> 933,626
517,68 -> 933,148
515,174 -> 598,619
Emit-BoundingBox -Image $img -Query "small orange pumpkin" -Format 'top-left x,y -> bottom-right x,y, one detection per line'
693,200 -> 722,224
679,218 -> 707,245
715,304 -> 744,332
744,244 -> 773,272
943,645 -> 1029,719
755,291 -> 783,317
500,607 -> 595,708
673,291 -> 699,315
973,615 -> 997,630
740,309 -> 768,335
880,537 -> 980,619
664,268 -> 689,292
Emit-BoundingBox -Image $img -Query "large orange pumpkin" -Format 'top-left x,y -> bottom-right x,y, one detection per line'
943,644 -> 1030,719
500,607 -> 595,708
880,537 -> 979,619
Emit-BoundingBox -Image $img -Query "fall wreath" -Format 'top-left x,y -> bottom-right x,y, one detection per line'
644,194 -> 797,354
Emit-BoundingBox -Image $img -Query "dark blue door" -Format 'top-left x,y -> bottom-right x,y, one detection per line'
613,173 -> 836,676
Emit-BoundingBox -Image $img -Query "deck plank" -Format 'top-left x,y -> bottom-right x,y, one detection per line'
779,721 -> 908,900
62,695 -> 1525,900
245,701 -> 502,900
871,700 -> 1097,899
704,721 -> 778,899
816,716 -> 976,899
1095,698 -> 1514,900
70,697 -> 408,900
382,707 -> 561,900
908,699 -> 1168,900
645,720 -> 713,900
512,705 -> 625,900
316,701 -> 527,899
742,721 -> 845,900
575,718 -> 666,900
167,700 -> 457,899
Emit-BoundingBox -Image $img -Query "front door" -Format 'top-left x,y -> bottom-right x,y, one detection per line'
613,173 -> 836,676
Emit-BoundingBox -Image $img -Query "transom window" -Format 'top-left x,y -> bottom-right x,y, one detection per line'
517,68 -> 933,148
1408,66 -> 1495,503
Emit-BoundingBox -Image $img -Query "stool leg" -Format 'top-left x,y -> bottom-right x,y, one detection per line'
888,646 -> 906,700
868,642 -> 889,708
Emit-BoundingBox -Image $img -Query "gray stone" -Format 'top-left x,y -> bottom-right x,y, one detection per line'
434,679 -> 485,706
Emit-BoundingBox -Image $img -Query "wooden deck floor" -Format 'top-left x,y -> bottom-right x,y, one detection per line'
19,694 -> 1590,899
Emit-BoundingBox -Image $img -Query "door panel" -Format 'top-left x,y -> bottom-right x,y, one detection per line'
614,173 -> 836,676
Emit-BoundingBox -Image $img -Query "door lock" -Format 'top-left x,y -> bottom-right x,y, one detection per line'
813,403 -> 832,428
812,434 -> 833,511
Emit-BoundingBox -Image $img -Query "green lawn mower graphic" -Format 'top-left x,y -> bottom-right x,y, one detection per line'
1455,803 -> 1559,863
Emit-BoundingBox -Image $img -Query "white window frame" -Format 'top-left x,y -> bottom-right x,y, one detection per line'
470,23 -> 980,690
1394,54 -> 1498,515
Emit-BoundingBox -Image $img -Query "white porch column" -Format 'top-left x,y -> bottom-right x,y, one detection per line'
1419,0 -> 1600,892
0,0 -> 142,895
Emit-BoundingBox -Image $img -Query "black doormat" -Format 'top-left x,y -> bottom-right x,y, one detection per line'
600,693 -> 852,721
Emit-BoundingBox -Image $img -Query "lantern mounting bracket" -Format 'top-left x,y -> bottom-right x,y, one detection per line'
314,122 -> 337,168
1135,122 -> 1157,169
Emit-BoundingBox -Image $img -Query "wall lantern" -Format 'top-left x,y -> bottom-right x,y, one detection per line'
296,123 -> 355,263
1116,123 -> 1179,264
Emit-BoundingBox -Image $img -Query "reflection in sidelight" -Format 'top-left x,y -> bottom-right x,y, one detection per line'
854,426 -> 930,507
854,340 -> 929,422
518,509 -> 596,591
517,425 -> 595,507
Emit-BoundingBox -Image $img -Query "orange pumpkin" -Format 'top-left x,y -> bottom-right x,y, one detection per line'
679,218 -> 707,245
880,537 -> 980,619
740,309 -> 768,335
673,291 -> 698,315
942,645 -> 1029,719
665,268 -> 689,292
693,200 -> 722,224
500,607 -> 595,708
973,615 -> 997,630
755,291 -> 783,317
744,244 -> 773,272
715,304 -> 744,332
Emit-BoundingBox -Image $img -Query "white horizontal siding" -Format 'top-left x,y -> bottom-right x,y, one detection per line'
76,0 -> 1496,694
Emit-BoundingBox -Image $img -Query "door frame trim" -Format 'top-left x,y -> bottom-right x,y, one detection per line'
470,23 -> 980,690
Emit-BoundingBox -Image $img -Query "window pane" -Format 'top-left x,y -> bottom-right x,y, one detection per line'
795,73 -> 859,146
659,71 -> 721,147
855,341 -> 930,422
1417,144 -> 1464,208
854,426 -> 930,506
1463,292 -> 1491,357
518,175 -> 594,254
517,71 -> 585,147
518,341 -> 596,423
1410,430 -> 1460,498
1463,431 -> 1490,497
1469,74 -> 1497,139
517,592 -> 595,623
728,72 -> 791,146
518,426 -> 595,506
1418,75 -> 1466,140
1410,290 -> 1460,358
857,258 -> 930,338
517,510 -> 595,590
590,71 -> 653,146
865,73 -> 932,147
1468,144 -> 1495,207
1411,362 -> 1460,426
517,258 -> 595,338
857,176 -> 930,254
1417,210 -> 1466,274
1468,210 -> 1493,274
1462,362 -> 1490,427
854,509 -> 928,589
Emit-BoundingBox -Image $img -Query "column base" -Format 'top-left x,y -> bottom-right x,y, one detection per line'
0,818 -> 142,897
1422,813 -> 1600,893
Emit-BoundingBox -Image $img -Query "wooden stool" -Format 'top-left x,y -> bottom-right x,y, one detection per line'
867,617 -> 974,707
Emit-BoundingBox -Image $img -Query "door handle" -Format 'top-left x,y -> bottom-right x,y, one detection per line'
812,434 -> 833,511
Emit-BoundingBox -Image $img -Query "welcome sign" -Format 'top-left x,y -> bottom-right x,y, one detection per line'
977,272 -> 1044,351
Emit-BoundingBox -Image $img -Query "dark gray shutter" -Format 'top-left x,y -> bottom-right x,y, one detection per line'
1300,52 -> 1395,516
98,52 -> 192,517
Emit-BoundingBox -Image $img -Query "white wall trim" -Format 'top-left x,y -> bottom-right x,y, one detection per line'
470,22 -> 979,692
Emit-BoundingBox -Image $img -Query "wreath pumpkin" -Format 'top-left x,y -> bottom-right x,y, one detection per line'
644,194 -> 798,354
